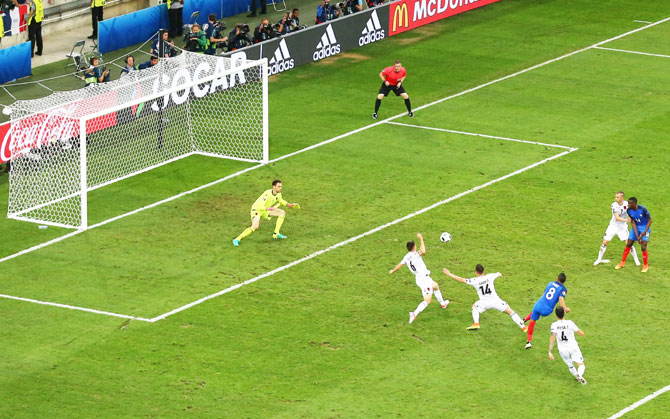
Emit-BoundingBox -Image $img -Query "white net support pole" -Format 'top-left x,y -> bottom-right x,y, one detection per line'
80,119 -> 88,230
262,59 -> 269,164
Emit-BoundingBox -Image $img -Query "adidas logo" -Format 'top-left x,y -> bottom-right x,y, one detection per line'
268,39 -> 295,75
312,24 -> 341,61
359,10 -> 385,46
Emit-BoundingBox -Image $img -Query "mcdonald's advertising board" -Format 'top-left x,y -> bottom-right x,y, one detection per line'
388,0 -> 501,36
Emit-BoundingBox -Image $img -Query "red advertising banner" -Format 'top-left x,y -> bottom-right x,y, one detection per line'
0,92 -> 119,163
388,0 -> 501,36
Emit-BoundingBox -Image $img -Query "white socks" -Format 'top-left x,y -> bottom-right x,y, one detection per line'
433,289 -> 445,304
472,307 -> 480,324
413,301 -> 428,317
597,243 -> 607,261
509,311 -> 524,328
577,364 -> 585,377
630,246 -> 640,265
568,365 -> 579,378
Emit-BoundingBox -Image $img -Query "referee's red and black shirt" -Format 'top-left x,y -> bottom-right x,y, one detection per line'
381,66 -> 406,86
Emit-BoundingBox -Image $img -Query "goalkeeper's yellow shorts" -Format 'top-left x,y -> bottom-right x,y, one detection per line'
250,209 -> 271,221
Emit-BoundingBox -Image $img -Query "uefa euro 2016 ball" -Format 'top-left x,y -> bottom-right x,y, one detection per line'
440,232 -> 452,243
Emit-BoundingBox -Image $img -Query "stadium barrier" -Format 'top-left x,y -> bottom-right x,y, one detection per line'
99,0 -> 248,54
222,0 -> 500,73
0,41 -> 31,84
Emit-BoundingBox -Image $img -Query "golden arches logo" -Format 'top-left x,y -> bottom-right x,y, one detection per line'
392,3 -> 409,31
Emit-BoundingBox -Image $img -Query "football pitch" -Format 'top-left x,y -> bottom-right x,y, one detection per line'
1,0 -> 669,417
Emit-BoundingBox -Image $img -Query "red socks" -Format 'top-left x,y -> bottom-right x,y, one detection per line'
643,250 -> 648,265
527,320 -> 536,341
524,313 -> 531,322
621,246 -> 631,262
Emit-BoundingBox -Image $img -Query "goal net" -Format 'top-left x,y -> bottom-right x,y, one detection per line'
6,52 -> 268,230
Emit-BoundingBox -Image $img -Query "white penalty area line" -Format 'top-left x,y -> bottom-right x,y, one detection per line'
2,16 -> 668,267
607,384 -> 670,418
0,293 -> 153,322
149,146 -> 577,322
593,46 -> 670,59
384,121 -> 576,151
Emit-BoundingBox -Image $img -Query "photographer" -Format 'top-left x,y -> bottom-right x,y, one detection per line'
315,0 -> 338,24
151,31 -> 177,58
253,18 -> 275,43
203,14 -> 228,55
183,23 -> 207,53
138,55 -> 159,70
228,23 -> 252,51
82,56 -> 110,87
366,0 -> 383,7
346,0 -> 363,14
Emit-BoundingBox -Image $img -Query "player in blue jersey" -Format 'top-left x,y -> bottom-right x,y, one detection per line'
615,197 -> 651,273
523,273 -> 569,349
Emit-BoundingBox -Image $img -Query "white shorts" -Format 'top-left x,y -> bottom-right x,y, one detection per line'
473,297 -> 508,313
415,275 -> 434,297
604,224 -> 628,241
559,347 -> 584,366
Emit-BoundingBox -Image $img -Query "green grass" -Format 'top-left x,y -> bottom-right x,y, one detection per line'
1,0 -> 670,417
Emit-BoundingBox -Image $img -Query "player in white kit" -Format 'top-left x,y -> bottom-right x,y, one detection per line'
549,306 -> 586,384
442,264 -> 526,332
594,191 -> 640,266
389,233 -> 449,324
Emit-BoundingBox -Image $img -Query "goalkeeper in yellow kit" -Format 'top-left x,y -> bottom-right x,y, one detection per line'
233,179 -> 300,246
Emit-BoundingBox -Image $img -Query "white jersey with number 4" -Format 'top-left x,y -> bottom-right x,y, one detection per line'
551,319 -> 581,352
466,273 -> 501,300
401,251 -> 430,278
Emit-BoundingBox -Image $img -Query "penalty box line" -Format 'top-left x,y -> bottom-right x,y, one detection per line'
607,384 -> 670,419
593,46 -> 670,59
2,16 -> 667,267
384,122 -> 576,151
148,146 -> 578,322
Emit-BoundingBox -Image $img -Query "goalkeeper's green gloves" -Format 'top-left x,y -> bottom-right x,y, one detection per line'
290,203 -> 300,209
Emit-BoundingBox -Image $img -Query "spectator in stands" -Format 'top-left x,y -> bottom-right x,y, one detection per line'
203,14 -> 228,55
88,0 -> 105,39
247,0 -> 266,18
151,31 -> 177,57
26,0 -> 43,56
316,0 -> 339,24
167,0 -> 183,38
82,56 -> 110,86
228,23 -> 252,50
184,23 -> 206,53
138,55 -> 159,70
120,55 -> 138,76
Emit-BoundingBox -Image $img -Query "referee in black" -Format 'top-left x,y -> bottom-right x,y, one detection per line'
373,60 -> 413,119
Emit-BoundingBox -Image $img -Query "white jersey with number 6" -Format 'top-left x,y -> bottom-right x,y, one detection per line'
465,273 -> 501,300
401,251 -> 430,279
551,319 -> 581,352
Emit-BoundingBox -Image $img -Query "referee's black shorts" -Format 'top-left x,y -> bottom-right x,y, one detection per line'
379,82 -> 407,97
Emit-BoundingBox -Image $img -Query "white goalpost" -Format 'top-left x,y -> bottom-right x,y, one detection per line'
5,52 -> 268,230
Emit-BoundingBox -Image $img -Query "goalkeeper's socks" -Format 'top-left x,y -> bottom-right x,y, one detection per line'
274,214 -> 285,236
374,99 -> 381,113
236,227 -> 255,241
404,98 -> 412,112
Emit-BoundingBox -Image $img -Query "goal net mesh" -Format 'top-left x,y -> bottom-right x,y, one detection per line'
6,52 -> 266,229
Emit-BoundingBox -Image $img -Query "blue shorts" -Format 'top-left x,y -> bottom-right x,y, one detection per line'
530,303 -> 553,321
629,228 -> 650,242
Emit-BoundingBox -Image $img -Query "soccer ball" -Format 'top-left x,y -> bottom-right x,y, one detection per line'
440,232 -> 452,243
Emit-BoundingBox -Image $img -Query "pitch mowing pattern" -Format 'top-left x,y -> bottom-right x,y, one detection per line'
1,0 -> 669,417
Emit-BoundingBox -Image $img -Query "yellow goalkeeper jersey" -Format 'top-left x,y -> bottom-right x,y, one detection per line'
251,189 -> 288,211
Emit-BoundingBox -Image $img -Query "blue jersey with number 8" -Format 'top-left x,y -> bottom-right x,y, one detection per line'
536,281 -> 567,312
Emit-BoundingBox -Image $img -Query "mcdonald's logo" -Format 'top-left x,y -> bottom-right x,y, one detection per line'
391,3 -> 409,32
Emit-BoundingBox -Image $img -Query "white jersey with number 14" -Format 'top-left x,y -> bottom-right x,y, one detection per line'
465,273 -> 501,300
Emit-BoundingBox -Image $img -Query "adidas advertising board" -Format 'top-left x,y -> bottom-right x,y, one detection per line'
312,25 -> 341,61
359,10 -> 385,46
268,39 -> 295,75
